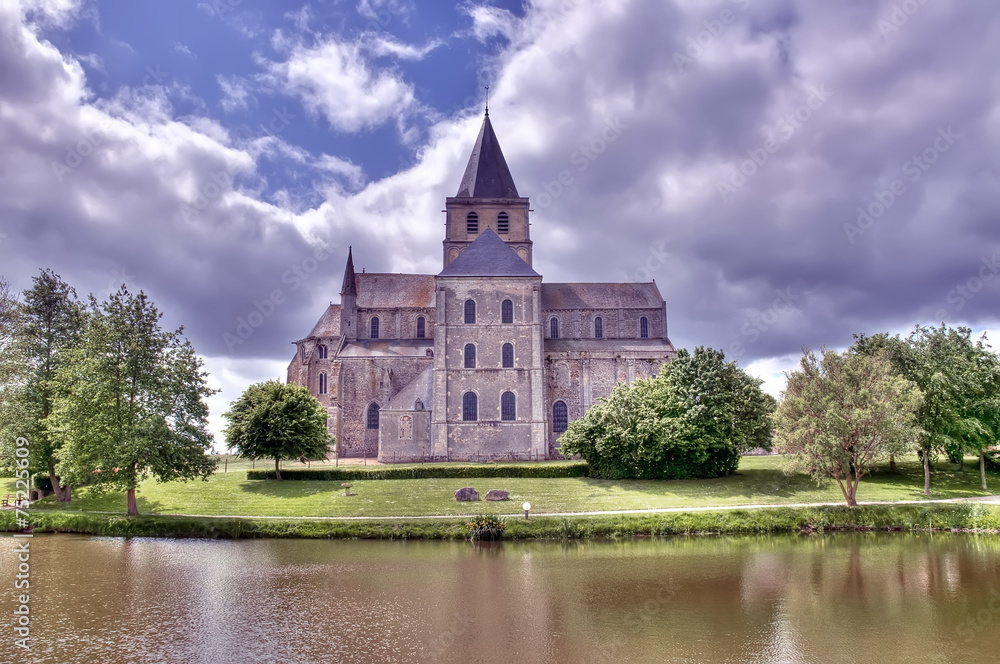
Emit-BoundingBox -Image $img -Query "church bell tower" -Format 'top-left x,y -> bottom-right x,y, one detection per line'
443,110 -> 532,269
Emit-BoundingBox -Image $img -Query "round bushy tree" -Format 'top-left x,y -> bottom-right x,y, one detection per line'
223,380 -> 332,480
558,347 -> 775,480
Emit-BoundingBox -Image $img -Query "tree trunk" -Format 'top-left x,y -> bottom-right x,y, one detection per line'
126,488 -> 138,516
889,453 -> 896,474
274,457 -> 282,481
923,447 -> 931,495
958,454 -> 965,471
981,451 -> 988,492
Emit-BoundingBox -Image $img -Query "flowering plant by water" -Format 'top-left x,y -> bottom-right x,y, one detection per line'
466,514 -> 506,541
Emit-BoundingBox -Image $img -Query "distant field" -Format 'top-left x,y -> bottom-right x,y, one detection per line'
8,454 -> 997,518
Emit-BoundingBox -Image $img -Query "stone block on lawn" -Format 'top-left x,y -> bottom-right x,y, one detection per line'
454,487 -> 480,502
485,490 -> 510,501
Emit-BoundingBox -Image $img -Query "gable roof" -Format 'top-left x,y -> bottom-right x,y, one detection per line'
455,113 -> 519,198
438,229 -> 540,278
541,282 -> 664,309
351,273 -> 436,309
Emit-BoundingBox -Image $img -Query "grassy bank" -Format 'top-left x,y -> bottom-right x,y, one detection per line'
3,503 -> 1000,540
9,455 -> 997,519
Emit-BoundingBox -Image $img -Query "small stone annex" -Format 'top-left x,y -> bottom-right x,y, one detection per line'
287,111 -> 677,462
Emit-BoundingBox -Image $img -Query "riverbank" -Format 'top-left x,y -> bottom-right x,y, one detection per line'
4,502 -> 1000,540
7,455 -> 998,519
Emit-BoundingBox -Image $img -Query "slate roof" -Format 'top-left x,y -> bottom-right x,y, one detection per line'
340,247 -> 357,296
438,229 -> 540,278
351,273 -> 436,308
338,340 -> 435,358
455,113 -> 519,198
299,304 -> 341,339
541,282 -> 664,309
544,339 -> 676,353
385,367 -> 433,410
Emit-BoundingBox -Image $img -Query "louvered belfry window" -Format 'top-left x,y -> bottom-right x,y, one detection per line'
497,212 -> 509,234
466,212 -> 479,234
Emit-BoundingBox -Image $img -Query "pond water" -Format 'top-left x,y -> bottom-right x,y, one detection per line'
2,533 -> 1000,663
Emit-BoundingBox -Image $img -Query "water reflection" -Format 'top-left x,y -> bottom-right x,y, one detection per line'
1,534 -> 999,663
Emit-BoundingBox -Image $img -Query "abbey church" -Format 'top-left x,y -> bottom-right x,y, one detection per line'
287,112 -> 677,462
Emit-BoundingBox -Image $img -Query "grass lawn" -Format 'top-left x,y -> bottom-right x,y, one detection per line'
11,454 -> 999,518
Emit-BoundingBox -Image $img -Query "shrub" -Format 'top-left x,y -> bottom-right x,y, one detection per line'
245,462 -> 589,481
466,514 -> 506,541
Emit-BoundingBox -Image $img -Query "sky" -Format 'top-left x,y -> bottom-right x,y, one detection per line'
1,0 -> 999,445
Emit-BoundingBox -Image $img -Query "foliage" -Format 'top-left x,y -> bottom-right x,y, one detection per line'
0,270 -> 85,501
853,326 -> 1000,493
466,513 -> 507,541
223,380 -> 331,480
50,286 -> 217,515
245,461 -> 590,481
558,347 -> 776,480
774,348 -> 922,506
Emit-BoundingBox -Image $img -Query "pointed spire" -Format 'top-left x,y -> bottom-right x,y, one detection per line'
455,112 -> 519,198
340,246 -> 357,297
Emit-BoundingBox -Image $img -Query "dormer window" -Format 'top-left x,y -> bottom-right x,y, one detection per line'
497,212 -> 509,234
466,211 -> 479,234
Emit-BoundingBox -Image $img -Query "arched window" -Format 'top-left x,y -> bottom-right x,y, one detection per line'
594,317 -> 603,339
501,391 -> 516,421
497,211 -> 509,234
318,372 -> 327,394
318,344 -> 328,359
462,392 -> 478,421
550,317 -> 559,339
464,343 -> 476,368
640,316 -> 649,338
501,343 -> 514,368
466,211 -> 479,234
370,316 -> 380,339
553,401 -> 568,433
416,316 -> 425,339
464,299 -> 476,324
501,299 -> 513,324
366,403 -> 380,429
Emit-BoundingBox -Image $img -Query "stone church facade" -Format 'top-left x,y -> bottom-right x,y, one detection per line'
287,112 -> 676,462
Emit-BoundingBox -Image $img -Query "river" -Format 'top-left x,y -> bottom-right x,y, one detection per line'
2,533 -> 999,663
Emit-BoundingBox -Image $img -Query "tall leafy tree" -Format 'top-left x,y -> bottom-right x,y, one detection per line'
0,270 -> 85,500
223,380 -> 331,480
774,348 -> 922,506
559,347 -> 775,479
0,277 -> 28,459
51,286 -> 217,515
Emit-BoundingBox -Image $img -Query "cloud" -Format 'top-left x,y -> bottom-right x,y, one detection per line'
364,34 -> 443,60
171,41 -> 196,59
261,34 -> 415,133
217,74 -> 253,112
465,4 -> 520,42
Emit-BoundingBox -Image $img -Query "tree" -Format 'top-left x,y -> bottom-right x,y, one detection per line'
0,276 -> 28,475
0,270 -> 85,501
50,286 -> 217,515
558,347 -> 776,480
774,348 -> 922,506
223,380 -> 331,480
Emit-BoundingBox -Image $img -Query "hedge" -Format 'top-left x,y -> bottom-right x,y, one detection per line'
245,462 -> 589,481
